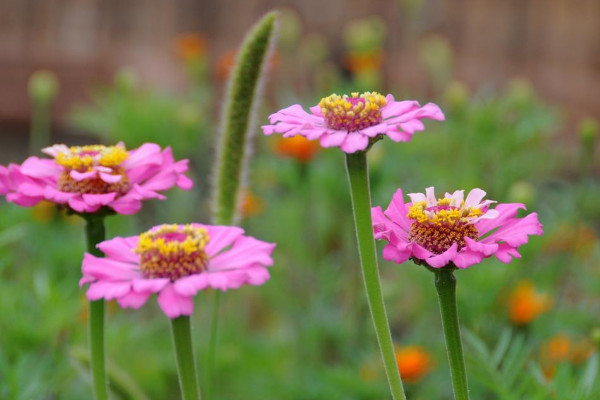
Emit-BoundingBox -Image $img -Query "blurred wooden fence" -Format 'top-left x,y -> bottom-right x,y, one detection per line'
0,0 -> 599,124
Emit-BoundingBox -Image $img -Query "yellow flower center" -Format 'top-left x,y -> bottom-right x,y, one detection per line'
135,224 -> 210,280
55,145 -> 129,170
407,199 -> 482,254
53,145 -> 131,195
319,91 -> 386,132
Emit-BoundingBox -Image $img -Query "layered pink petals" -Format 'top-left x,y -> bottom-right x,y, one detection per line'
80,225 -> 275,319
261,95 -> 444,154
0,143 -> 193,215
372,188 -> 543,269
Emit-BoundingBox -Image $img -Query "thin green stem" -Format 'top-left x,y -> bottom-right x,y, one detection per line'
345,152 -> 407,400
204,291 -> 221,400
171,316 -> 202,400
84,216 -> 108,400
434,267 -> 470,400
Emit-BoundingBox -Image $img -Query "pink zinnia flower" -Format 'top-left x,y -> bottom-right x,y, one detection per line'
0,143 -> 192,214
262,92 -> 444,153
372,187 -> 543,269
80,223 -> 275,318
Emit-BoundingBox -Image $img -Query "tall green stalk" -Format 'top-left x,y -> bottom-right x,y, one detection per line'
434,267 -> 470,400
171,316 -> 202,400
345,151 -> 407,400
84,215 -> 108,400
207,12 -> 278,400
28,71 -> 58,154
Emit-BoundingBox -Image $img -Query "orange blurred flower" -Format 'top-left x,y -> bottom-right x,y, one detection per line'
31,200 -> 56,222
540,334 -> 595,379
344,50 -> 384,74
274,136 -> 319,163
175,33 -> 208,61
395,345 -> 433,384
215,49 -> 236,81
507,280 -> 551,325
240,189 -> 265,219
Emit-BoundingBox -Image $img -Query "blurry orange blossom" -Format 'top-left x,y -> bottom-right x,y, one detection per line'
539,334 -> 595,379
395,345 -> 433,384
274,136 -> 319,163
240,190 -> 265,219
507,280 -> 551,325
175,33 -> 207,60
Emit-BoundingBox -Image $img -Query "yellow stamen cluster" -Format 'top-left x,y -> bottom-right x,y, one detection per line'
407,200 -> 482,227
54,144 -> 130,195
319,91 -> 387,132
55,145 -> 129,171
407,197 -> 483,254
135,224 -> 210,280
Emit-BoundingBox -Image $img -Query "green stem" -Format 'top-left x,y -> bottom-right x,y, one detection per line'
345,152 -> 407,400
29,99 -> 52,154
170,316 -> 202,400
84,216 -> 108,400
434,267 -> 470,400
204,291 -> 221,400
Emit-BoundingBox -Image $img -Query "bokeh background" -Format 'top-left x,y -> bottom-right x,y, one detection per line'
1,1 -> 599,399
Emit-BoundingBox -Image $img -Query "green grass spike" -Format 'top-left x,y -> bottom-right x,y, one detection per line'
212,11 -> 279,226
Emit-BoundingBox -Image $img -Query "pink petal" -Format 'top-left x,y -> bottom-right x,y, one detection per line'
81,253 -> 140,283
86,281 -> 132,301
426,243 -> 457,268
109,193 -> 142,215
97,236 -> 140,262
117,292 -> 150,309
452,249 -> 485,269
464,188 -> 487,208
132,278 -> 170,294
319,131 -> 347,148
383,189 -> 412,232
209,236 -> 275,271
99,172 -> 123,183
20,157 -> 62,179
494,243 -> 522,263
157,284 -> 195,319
44,186 -> 76,203
68,196 -> 100,213
465,237 -> 498,256
122,143 -> 162,170
70,170 -> 97,181
476,203 -> 526,235
340,132 -> 369,153
203,225 -> 245,257
411,243 -> 434,259
173,274 -> 209,296
82,193 -> 117,207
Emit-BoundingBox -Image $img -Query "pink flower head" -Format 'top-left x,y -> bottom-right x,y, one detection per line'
372,187 -> 543,269
80,223 -> 275,318
262,92 -> 444,153
0,143 -> 192,215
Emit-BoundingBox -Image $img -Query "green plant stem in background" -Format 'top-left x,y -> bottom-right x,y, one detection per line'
171,316 -> 202,400
207,12 -> 278,400
212,11 -> 278,226
434,267 -> 470,400
345,151 -> 407,400
29,99 -> 53,154
204,291 -> 221,400
28,71 -> 58,154
84,216 -> 109,400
